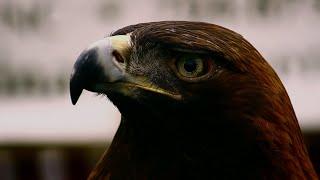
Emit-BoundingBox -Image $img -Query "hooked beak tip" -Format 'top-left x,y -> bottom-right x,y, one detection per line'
70,74 -> 83,105
69,35 -> 131,105
71,90 -> 81,105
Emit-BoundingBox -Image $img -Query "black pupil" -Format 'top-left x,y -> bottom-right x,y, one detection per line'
184,59 -> 197,72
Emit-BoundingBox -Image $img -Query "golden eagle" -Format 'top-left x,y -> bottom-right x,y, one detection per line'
70,21 -> 317,179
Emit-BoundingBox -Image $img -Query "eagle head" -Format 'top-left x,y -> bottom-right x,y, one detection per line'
70,21 -> 317,179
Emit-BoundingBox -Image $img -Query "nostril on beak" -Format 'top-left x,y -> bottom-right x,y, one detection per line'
112,50 -> 125,64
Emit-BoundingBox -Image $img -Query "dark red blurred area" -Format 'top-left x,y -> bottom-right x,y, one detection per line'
0,144 -> 108,180
305,132 -> 320,177
0,132 -> 319,180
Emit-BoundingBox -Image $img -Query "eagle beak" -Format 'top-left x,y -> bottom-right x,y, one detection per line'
70,35 -> 131,105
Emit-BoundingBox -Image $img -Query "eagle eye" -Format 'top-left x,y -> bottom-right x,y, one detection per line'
174,55 -> 212,81
177,57 -> 203,77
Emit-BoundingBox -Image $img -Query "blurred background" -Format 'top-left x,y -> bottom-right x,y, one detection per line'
0,0 -> 319,179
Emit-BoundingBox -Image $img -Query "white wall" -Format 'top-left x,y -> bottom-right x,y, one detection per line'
0,0 -> 319,142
